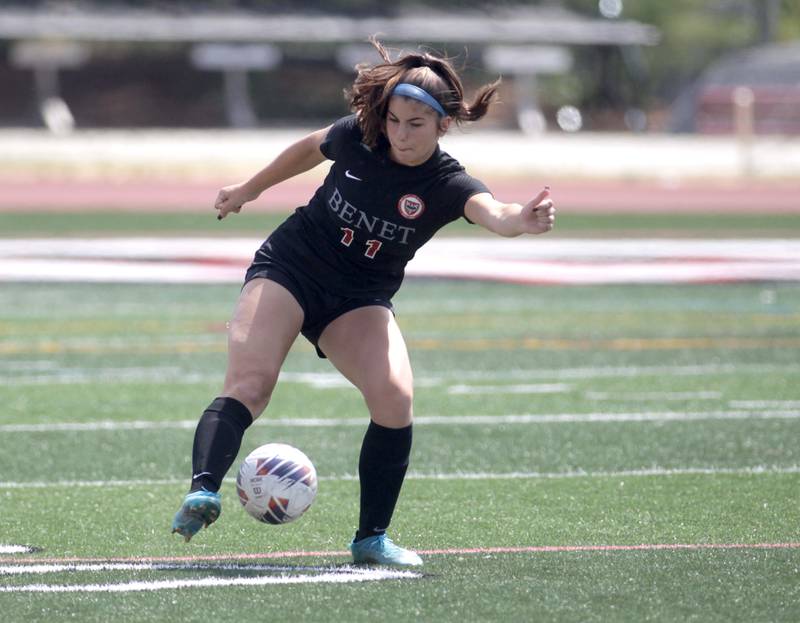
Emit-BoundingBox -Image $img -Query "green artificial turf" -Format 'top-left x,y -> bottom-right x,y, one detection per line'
1,280 -> 798,622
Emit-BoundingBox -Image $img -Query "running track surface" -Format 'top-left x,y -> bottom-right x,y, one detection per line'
1,178 -> 799,213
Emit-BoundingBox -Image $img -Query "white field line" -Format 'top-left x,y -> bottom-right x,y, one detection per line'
0,561 -> 360,576
2,238 -> 798,260
447,383 -> 570,395
0,361 -> 57,371
2,409 -> 799,434
410,363 -> 800,382
0,567 -> 420,593
586,391 -> 723,401
3,238 -> 800,284
4,362 -> 799,387
1,465 -> 798,490
412,411 -> 800,425
729,400 -> 800,409
0,369 -> 355,388
5,258 -> 800,285
0,546 -> 35,554
0,369 -> 220,387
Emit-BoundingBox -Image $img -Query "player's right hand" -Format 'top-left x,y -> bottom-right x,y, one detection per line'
215,183 -> 256,220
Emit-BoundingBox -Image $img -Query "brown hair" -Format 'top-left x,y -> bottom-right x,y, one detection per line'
347,37 -> 500,147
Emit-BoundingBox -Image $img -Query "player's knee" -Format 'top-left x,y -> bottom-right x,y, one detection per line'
364,378 -> 414,423
224,369 -> 279,417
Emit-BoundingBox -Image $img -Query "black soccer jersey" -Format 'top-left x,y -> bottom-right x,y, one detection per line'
259,114 -> 490,298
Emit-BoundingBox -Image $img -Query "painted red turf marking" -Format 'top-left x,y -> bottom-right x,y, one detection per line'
418,543 -> 800,555
1,543 -> 798,565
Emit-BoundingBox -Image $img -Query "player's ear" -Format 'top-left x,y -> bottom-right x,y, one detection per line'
438,116 -> 451,136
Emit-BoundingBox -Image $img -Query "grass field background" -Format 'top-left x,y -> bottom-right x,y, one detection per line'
3,210 -> 800,238
1,208 -> 799,622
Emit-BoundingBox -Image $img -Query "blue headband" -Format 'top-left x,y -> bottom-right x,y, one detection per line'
392,83 -> 447,117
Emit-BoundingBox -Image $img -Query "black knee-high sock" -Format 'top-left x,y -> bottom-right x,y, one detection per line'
190,397 -> 252,493
356,421 -> 412,541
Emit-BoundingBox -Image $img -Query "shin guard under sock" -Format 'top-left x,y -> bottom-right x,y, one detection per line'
356,421 -> 412,541
190,397 -> 252,493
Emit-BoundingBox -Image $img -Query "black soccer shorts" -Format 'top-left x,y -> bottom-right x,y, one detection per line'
244,258 -> 393,359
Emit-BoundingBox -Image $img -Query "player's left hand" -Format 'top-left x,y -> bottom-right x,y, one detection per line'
522,187 -> 555,235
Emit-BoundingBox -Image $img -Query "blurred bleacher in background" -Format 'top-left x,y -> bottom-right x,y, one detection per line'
1,1 -> 798,186
0,2 -> 661,133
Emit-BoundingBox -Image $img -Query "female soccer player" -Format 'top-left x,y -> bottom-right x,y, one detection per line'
172,38 -> 555,566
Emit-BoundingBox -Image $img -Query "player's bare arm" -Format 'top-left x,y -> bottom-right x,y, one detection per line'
215,125 -> 332,220
464,187 -> 555,237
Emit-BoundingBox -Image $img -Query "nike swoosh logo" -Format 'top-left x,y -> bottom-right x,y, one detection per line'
345,170 -> 363,182
192,472 -> 213,480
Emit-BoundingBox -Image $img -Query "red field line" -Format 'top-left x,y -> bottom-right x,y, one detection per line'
2,542 -> 798,565
418,543 -> 800,555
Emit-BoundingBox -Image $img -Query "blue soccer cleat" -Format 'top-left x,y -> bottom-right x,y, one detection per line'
171,489 -> 221,542
349,534 -> 423,567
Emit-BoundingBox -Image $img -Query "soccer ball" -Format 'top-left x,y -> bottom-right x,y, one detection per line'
236,443 -> 318,525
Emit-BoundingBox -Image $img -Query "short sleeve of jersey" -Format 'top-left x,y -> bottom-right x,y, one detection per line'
320,114 -> 360,161
442,172 -> 491,222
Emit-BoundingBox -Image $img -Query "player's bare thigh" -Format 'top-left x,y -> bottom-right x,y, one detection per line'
318,305 -> 413,428
222,277 -> 304,418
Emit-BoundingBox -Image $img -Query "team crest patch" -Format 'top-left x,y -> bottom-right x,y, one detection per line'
397,194 -> 425,219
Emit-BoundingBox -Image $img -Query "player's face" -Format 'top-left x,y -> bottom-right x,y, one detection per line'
385,96 -> 450,166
